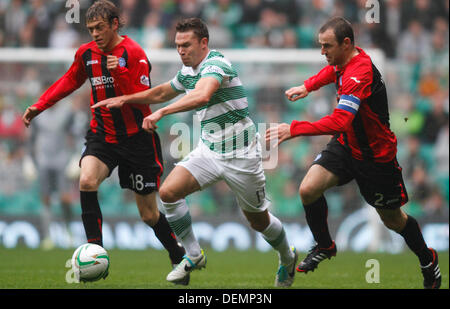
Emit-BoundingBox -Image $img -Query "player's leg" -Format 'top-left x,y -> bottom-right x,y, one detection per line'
222,157 -> 297,287
358,158 -> 441,289
159,165 -> 203,257
79,155 -> 110,246
160,147 -> 222,258
161,150 -> 222,283
375,207 -> 407,232
376,208 -> 441,288
160,165 -> 208,283
299,164 -> 339,249
117,130 -> 193,284
242,209 -> 298,287
377,207 -> 431,265
134,191 -> 185,265
296,142 -> 352,273
298,140 -> 353,258
225,168 -> 294,265
242,209 -> 294,267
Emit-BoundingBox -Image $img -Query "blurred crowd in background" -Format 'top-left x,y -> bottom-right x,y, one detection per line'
0,0 -> 448,223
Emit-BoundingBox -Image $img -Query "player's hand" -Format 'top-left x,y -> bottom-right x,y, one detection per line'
91,96 -> 126,109
22,106 -> 41,128
106,55 -> 119,70
142,110 -> 163,133
285,84 -> 309,102
265,123 -> 292,146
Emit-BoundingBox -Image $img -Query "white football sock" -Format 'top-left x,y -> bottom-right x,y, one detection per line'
162,198 -> 202,258
261,212 -> 294,265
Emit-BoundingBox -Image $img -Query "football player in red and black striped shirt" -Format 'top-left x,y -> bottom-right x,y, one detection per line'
22,0 -> 187,282
266,17 -> 440,289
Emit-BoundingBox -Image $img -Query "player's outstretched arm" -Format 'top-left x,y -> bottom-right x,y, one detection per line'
142,77 -> 220,133
24,48 -> 87,125
285,84 -> 309,102
91,82 -> 179,109
157,77 -> 220,114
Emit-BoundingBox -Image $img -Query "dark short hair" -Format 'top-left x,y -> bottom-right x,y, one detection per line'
175,18 -> 209,42
86,0 -> 124,29
319,17 -> 354,45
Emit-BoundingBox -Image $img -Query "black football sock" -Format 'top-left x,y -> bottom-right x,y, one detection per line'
399,215 -> 433,266
303,195 -> 333,248
80,191 -> 103,246
151,211 -> 186,264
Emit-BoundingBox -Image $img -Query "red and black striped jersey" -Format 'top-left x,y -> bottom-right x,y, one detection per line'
290,47 -> 397,163
33,36 -> 152,144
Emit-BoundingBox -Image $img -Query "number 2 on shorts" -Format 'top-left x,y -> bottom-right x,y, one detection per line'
374,193 -> 384,207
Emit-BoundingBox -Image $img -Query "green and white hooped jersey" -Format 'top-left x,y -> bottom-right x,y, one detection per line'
170,50 -> 258,159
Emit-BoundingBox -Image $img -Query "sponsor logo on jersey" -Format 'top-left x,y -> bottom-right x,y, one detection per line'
90,76 -> 115,87
87,60 -> 99,66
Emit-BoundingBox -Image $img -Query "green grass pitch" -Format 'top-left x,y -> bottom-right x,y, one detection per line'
0,247 -> 448,289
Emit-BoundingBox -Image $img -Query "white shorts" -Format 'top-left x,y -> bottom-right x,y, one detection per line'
176,143 -> 270,213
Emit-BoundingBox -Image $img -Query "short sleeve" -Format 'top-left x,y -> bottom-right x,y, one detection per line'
200,65 -> 225,83
170,71 -> 186,93
200,58 -> 237,84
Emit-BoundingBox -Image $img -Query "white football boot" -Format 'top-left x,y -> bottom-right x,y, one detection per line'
275,246 -> 298,287
167,249 -> 206,284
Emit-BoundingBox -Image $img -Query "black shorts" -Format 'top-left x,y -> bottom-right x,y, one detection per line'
80,130 -> 164,195
312,138 -> 408,209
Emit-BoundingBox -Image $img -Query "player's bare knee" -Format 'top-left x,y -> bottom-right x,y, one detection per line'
379,216 -> 403,233
79,175 -> 100,191
299,182 -> 320,205
378,209 -> 407,233
381,220 -> 400,232
159,186 -> 178,203
248,220 -> 267,232
140,210 -> 159,226
244,212 -> 270,232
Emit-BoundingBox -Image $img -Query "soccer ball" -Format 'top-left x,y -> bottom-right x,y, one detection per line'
71,243 -> 110,282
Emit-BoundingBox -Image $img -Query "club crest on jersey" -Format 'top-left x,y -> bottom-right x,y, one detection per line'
140,75 -> 150,86
118,57 -> 126,68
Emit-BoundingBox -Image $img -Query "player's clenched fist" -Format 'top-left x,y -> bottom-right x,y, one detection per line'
106,55 -> 119,70
285,84 -> 309,102
265,123 -> 292,146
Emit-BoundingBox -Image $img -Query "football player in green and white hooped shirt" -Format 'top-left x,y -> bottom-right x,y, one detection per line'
92,18 -> 297,287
